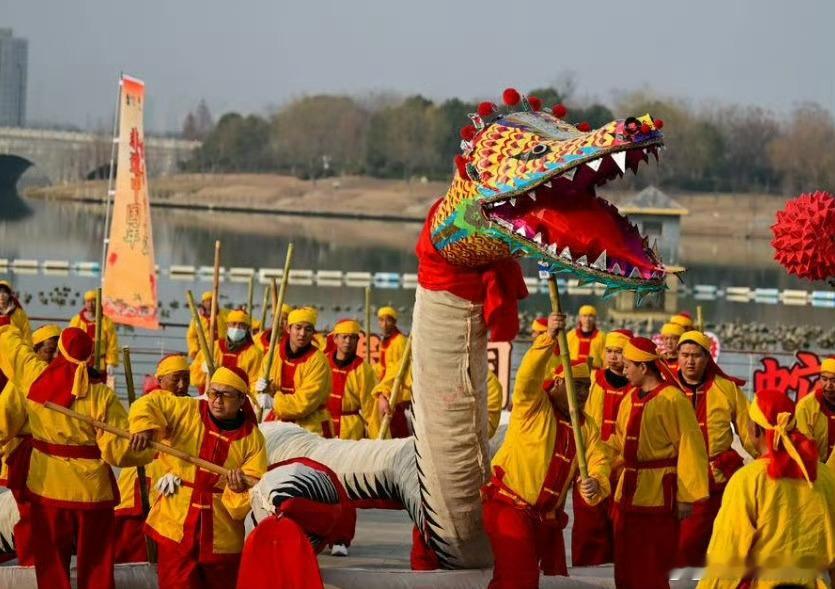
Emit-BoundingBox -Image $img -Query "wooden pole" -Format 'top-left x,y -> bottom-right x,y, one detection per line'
246,274 -> 255,316
364,286 -> 372,366
377,335 -> 412,440
258,284 -> 271,330
546,277 -> 589,479
696,305 -> 704,333
122,347 -> 157,563
208,240 -> 221,349
186,290 -> 216,375
94,287 -> 104,372
260,244 -> 294,420
44,401 -> 259,487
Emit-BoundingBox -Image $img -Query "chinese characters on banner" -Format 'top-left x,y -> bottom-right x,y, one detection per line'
752,351 -> 822,401
102,75 -> 159,329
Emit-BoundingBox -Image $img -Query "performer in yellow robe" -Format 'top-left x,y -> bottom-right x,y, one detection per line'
484,312 -> 610,588
0,324 -> 152,589
255,303 -> 292,353
372,306 -> 412,438
796,357 -> 835,462
486,368 -> 503,438
674,330 -> 759,567
566,304 -> 606,368
256,307 -> 333,436
186,291 -> 228,360
191,310 -> 263,401
69,290 -> 119,372
0,280 -> 31,343
0,324 -> 60,566
605,336 -> 709,589
699,388 -> 835,589
128,365 -> 266,589
326,319 -> 377,440
659,322 -> 685,372
113,354 -> 191,564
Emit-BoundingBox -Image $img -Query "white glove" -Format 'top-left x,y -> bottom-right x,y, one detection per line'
255,378 -> 269,393
258,392 -> 274,411
155,473 -> 182,497
201,362 -> 209,375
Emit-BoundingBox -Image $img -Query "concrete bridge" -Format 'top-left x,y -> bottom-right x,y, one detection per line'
0,126 -> 200,187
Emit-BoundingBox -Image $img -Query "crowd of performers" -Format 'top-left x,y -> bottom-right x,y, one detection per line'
1,277 -> 835,588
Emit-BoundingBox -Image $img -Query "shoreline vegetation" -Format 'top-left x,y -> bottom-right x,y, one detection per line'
24,173 -> 788,239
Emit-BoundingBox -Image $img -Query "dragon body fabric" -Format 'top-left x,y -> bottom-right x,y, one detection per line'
0,93 -> 670,570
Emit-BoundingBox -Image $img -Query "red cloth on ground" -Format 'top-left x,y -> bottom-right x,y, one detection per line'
416,199 -> 528,342
29,503 -> 115,589
570,484 -> 614,566
236,515 -> 323,589
157,534 -> 239,589
410,525 -> 440,571
27,327 -> 92,407
613,505 -> 679,589
113,515 -> 148,563
675,490 -> 724,568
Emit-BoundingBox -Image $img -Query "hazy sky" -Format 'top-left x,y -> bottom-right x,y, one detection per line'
3,0 -> 834,133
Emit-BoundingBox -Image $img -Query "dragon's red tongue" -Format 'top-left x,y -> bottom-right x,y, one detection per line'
526,191 -> 654,274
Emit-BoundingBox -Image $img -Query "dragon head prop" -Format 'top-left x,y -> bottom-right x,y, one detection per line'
430,88 -> 669,297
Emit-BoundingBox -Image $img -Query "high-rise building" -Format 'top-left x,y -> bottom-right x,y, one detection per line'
0,29 -> 28,127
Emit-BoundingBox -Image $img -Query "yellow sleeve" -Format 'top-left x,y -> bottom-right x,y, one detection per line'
104,319 -> 120,367
0,383 -> 27,447
371,335 -> 410,399
585,375 -> 605,432
728,382 -> 758,458
486,370 -> 503,438
13,308 -> 32,345
187,319 -> 201,359
190,348 -> 208,392
129,392 -> 194,442
221,429 -> 267,520
698,467 -> 757,589
241,345 -> 264,397
0,324 -> 47,393
95,385 -> 154,467
272,352 -> 332,421
69,314 -> 82,328
797,396 -> 828,462
670,392 -> 710,504
582,418 -> 612,505
592,331 -> 606,368
511,334 -> 557,417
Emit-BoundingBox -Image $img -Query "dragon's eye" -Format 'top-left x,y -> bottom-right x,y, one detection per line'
531,144 -> 549,156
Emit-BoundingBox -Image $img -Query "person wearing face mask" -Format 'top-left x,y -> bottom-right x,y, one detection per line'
0,324 -> 60,566
796,357 -> 835,462
190,310 -> 263,403
69,290 -> 120,378
113,354 -> 192,564
257,308 -> 333,437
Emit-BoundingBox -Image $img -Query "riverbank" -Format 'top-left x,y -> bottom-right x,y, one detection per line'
23,173 -> 789,238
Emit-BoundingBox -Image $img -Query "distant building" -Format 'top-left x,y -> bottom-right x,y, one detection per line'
0,29 -> 28,127
617,186 -> 688,265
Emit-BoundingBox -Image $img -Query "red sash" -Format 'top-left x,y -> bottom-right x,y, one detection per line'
327,353 -> 364,437
816,388 -> 835,460
574,328 -> 598,362
32,438 -> 102,459
378,330 -> 401,380
595,370 -> 629,441
533,415 -> 577,514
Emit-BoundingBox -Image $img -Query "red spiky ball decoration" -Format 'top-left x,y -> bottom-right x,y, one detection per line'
551,104 -> 567,118
771,191 -> 835,282
502,88 -> 521,107
477,101 -> 496,117
528,96 -> 542,111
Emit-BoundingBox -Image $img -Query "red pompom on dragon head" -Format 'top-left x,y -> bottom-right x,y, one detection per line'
432,87 -> 670,299
771,191 -> 835,284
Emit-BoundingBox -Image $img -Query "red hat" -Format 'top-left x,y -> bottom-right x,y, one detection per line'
28,327 -> 94,408
750,389 -> 817,483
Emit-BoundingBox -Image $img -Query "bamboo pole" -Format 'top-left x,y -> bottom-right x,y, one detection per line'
123,347 -> 157,563
696,305 -> 704,333
377,334 -> 412,440
186,290 -> 215,375
246,274 -> 255,316
260,245 -> 294,420
364,286 -> 372,366
546,277 -> 589,478
208,241 -> 221,349
258,284 -> 271,330
94,287 -> 104,372
44,401 -> 259,488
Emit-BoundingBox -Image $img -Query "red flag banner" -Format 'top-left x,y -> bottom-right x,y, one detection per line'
102,75 -> 159,329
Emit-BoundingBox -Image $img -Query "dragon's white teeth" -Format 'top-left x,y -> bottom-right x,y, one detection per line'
533,232 -> 543,244
591,250 -> 607,270
560,168 -> 576,181
497,219 -> 513,230
543,181 -> 552,188
528,191 -> 536,201
515,226 -> 527,237
610,262 -> 623,276
651,270 -> 663,279
629,267 -> 642,279
586,158 -> 602,172
560,246 -> 572,261
547,243 -> 558,255
493,200 -> 506,207
509,197 -> 517,207
612,151 -> 627,174
575,255 -> 588,266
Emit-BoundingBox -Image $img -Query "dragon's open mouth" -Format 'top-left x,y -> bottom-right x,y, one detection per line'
482,143 -> 664,284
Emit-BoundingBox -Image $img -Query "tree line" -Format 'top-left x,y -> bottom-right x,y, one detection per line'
181,88 -> 835,195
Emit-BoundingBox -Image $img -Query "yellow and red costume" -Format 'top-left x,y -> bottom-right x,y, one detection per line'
263,308 -> 333,436
486,368 -> 503,438
571,329 -> 632,566
186,291 -> 228,359
0,325 -> 152,589
483,333 -> 610,588
605,336 -> 709,589
69,290 -> 120,368
566,304 -> 605,367
699,389 -> 835,589
0,282 -> 32,399
255,303 -> 292,353
326,320 -> 377,440
674,330 -> 758,568
660,322 -> 685,372
128,366 -> 267,589
796,357 -> 835,462
372,309 -> 411,438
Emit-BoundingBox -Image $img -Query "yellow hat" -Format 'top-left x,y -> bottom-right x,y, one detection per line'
531,317 -> 548,333
821,357 -> 835,376
201,291 -> 213,303
281,303 -> 292,316
604,329 -> 632,350
226,309 -> 250,326
377,306 -> 398,320
623,337 -> 660,363
209,366 -> 248,394
578,305 -> 597,317
0,280 -> 11,291
678,330 -> 711,352
32,324 -> 61,347
288,307 -> 318,327
83,290 -> 97,302
661,323 -> 685,338
332,319 -> 361,335
670,312 -> 693,329
155,354 -> 189,378
553,360 -> 591,381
